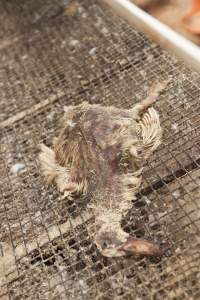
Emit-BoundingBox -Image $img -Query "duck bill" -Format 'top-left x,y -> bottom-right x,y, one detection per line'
118,236 -> 162,257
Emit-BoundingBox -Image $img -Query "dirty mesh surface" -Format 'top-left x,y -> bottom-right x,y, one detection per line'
0,0 -> 200,299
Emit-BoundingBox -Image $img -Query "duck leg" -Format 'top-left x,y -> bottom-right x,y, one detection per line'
131,80 -> 169,118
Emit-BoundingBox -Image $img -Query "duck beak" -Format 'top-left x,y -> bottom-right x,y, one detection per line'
118,236 -> 162,257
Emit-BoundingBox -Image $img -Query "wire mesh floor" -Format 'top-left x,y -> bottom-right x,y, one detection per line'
0,0 -> 200,299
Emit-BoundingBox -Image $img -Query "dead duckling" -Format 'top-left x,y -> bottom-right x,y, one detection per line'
39,81 -> 168,257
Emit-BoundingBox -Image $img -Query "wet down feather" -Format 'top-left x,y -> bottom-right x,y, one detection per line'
39,80 -> 168,257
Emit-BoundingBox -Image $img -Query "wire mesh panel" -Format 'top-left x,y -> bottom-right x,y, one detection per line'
0,0 -> 200,299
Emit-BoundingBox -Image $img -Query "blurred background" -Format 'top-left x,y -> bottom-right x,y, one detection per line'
132,0 -> 200,45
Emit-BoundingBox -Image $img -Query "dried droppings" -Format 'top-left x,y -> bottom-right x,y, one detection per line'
10,163 -> 25,174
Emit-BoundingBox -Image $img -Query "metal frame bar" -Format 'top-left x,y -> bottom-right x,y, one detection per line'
102,0 -> 200,74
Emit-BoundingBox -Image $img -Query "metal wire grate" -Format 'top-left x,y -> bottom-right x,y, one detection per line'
0,0 -> 200,299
